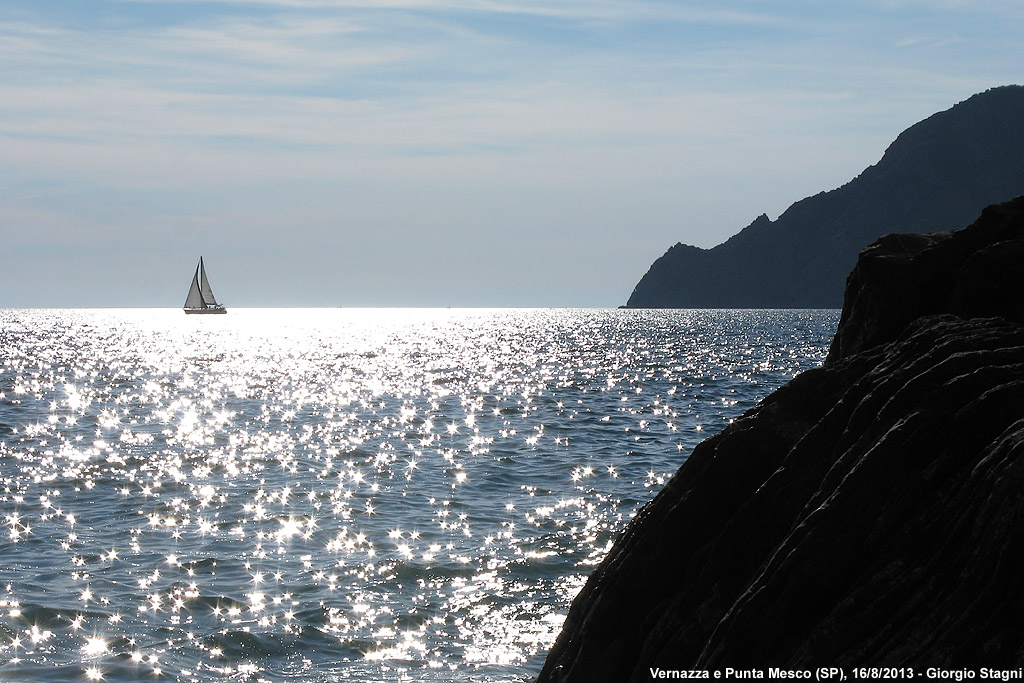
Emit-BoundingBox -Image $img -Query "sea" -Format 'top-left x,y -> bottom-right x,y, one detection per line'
0,308 -> 839,682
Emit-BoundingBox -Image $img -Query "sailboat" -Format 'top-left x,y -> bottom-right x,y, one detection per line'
183,257 -> 227,314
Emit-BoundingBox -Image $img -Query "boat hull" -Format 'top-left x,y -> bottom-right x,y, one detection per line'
184,307 -> 227,314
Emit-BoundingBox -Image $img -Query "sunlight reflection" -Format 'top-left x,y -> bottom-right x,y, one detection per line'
0,308 -> 836,681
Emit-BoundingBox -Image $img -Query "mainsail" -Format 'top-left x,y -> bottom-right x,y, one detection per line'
185,266 -> 205,309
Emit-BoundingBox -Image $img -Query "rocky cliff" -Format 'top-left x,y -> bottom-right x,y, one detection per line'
624,85 -> 1024,308
539,196 -> 1024,680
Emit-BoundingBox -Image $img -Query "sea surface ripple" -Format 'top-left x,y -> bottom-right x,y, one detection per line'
0,308 -> 838,682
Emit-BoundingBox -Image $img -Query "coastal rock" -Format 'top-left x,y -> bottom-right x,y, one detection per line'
538,196 -> 1024,680
828,196 -> 1024,362
624,85 -> 1024,308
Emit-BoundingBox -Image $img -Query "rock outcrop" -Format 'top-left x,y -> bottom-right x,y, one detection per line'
624,85 -> 1024,308
539,196 -> 1024,680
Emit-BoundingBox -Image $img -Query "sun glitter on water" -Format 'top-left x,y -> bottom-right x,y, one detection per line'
0,308 -> 836,681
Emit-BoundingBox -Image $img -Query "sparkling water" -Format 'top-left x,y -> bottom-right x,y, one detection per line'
0,308 -> 837,681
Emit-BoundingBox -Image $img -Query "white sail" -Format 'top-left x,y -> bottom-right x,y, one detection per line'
199,258 -> 219,306
184,265 -> 205,309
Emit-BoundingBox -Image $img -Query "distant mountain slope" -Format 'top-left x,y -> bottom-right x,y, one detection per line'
624,85 -> 1024,308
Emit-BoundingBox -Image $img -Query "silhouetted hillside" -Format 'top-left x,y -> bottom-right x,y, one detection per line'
625,85 -> 1024,308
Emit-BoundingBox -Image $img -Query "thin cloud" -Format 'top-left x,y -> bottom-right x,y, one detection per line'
109,0 -> 790,25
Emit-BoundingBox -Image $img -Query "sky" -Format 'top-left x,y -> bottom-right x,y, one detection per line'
1,1 -> 1022,307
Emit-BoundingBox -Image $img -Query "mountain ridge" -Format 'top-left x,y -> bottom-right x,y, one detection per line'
625,85 -> 1024,308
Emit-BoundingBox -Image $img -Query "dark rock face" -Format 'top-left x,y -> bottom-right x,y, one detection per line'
625,85 -> 1024,308
828,196 -> 1024,362
538,197 -> 1024,680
